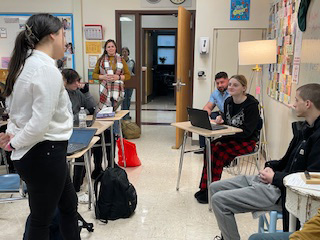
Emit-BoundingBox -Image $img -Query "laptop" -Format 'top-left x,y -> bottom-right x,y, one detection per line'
187,107 -> 228,131
112,97 -> 124,112
67,128 -> 97,156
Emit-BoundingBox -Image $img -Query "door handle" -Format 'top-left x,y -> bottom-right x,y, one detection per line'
173,80 -> 186,92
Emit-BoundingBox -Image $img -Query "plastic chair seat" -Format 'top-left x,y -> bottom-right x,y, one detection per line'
0,174 -> 21,192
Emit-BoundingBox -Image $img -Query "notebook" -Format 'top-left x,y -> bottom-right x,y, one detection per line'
187,107 -> 227,131
67,128 -> 97,156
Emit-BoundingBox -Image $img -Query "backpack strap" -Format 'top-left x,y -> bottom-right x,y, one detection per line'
93,171 -> 109,224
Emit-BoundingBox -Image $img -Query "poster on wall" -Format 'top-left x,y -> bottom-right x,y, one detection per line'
57,15 -> 74,69
0,14 -> 74,70
230,0 -> 250,21
267,0 -> 301,106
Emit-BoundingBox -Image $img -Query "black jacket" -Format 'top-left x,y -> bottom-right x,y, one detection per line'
219,94 -> 260,143
265,116 -> 320,231
266,116 -> 320,189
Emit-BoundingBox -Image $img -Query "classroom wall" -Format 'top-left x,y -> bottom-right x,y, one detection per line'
193,0 -> 297,160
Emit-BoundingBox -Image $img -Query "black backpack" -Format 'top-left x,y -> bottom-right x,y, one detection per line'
94,166 -> 137,222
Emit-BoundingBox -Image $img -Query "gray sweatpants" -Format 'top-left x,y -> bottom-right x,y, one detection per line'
210,175 -> 282,240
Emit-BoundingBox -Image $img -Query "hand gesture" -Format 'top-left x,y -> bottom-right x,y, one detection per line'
215,115 -> 224,125
259,167 -> 275,184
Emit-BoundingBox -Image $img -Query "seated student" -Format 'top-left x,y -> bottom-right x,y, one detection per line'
195,75 -> 260,203
249,209 -> 320,240
195,72 -> 230,154
62,69 -> 95,203
210,83 -> 320,240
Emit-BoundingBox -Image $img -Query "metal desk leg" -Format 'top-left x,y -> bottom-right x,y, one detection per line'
101,132 -> 108,169
206,137 -> 212,211
84,151 -> 94,210
118,120 -> 126,168
110,125 -> 114,168
176,131 -> 188,191
289,213 -> 297,232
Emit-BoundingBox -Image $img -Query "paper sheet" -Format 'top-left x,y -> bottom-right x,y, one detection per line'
285,173 -> 320,191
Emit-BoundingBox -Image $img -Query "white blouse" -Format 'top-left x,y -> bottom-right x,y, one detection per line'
6,50 -> 73,160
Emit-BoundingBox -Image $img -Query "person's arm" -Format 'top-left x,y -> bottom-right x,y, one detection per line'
9,66 -> 62,149
121,59 -> 131,81
92,60 -> 101,80
204,92 -> 217,115
79,83 -> 96,111
203,102 -> 216,116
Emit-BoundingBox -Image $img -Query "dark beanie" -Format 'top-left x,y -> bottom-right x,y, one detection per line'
298,0 -> 311,32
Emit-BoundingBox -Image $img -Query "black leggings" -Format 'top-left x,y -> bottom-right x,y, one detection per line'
13,140 -> 80,240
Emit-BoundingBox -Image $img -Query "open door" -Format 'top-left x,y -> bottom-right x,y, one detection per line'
174,6 -> 192,149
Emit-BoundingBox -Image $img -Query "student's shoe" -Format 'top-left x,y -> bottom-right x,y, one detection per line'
77,192 -> 89,204
196,190 -> 208,204
213,234 -> 224,240
194,189 -> 206,198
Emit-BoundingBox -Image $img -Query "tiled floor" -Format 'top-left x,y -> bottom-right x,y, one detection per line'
0,98 -> 263,240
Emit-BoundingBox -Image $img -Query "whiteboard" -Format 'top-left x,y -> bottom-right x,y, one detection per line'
0,14 -> 74,69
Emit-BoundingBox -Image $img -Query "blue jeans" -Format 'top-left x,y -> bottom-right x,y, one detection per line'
122,88 -> 133,120
249,232 -> 292,240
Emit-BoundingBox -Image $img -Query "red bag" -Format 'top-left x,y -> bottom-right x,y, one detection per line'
117,139 -> 141,167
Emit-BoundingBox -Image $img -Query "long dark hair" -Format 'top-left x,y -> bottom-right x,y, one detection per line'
3,14 -> 62,97
97,39 -> 118,65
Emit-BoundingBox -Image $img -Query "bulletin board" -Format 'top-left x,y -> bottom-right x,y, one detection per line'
0,14 -> 75,72
267,0 -> 302,106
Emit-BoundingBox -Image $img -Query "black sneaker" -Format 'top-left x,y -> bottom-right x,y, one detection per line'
196,190 -> 208,204
194,189 -> 206,198
213,234 -> 224,240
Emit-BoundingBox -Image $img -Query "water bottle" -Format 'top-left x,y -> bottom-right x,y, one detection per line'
78,107 -> 87,128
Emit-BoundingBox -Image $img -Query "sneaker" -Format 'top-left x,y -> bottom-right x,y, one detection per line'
196,190 -> 208,204
77,192 -> 89,204
213,234 -> 224,240
194,189 -> 206,198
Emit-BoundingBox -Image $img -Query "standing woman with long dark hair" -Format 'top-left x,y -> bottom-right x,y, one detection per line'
0,14 -> 80,239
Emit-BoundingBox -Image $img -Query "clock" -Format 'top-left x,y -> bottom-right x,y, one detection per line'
170,0 -> 186,5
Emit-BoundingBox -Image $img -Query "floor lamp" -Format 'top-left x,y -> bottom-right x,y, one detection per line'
238,40 -> 277,162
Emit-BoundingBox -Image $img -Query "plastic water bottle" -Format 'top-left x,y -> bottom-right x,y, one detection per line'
79,107 -> 87,128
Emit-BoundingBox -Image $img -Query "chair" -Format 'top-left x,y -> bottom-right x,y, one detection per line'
224,118 -> 264,176
258,211 -> 283,233
0,173 -> 27,202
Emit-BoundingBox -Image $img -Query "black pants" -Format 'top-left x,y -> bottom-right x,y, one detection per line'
73,156 -> 85,192
13,140 -> 80,240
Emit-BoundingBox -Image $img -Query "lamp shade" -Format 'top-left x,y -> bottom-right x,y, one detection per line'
238,40 -> 277,65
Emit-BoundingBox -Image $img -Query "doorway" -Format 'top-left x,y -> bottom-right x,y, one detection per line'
115,10 -> 195,128
142,29 -> 177,114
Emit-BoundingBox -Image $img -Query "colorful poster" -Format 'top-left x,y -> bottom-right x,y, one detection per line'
267,0 -> 301,105
1,57 -> 10,69
230,0 -> 250,21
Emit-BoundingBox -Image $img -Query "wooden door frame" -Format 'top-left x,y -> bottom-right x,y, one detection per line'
115,10 -> 196,127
